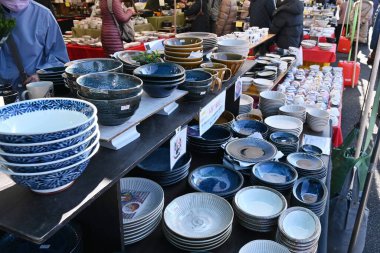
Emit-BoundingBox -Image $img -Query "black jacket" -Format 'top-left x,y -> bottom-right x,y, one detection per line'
269,0 -> 304,49
249,0 -> 276,28
184,0 -> 210,32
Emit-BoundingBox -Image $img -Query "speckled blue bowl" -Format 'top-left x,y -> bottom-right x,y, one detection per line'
65,59 -> 123,79
300,144 -> 323,156
231,120 -> 268,138
133,63 -> 185,80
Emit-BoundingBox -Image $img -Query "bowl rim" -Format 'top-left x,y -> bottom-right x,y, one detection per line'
269,131 -> 299,144
77,89 -> 143,102
188,164 -> 244,196
292,176 -> 328,205
279,105 -> 306,113
239,240 -> 290,253
164,37 -> 203,48
184,70 -> 213,83
65,58 -> 123,76
307,108 -> 330,118
286,152 -> 324,171
0,98 -> 97,136
300,144 -> 323,155
211,53 -> 246,62
133,62 -> 185,79
251,161 -> 298,186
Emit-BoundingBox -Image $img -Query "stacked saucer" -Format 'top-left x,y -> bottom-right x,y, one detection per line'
37,66 -> 70,96
256,70 -> 277,81
187,125 -> 232,154
163,192 -> 234,251
291,177 -> 328,217
239,240 -> 290,253
269,132 -> 299,155
264,115 -> 303,136
301,40 -> 317,49
319,42 -> 333,51
287,153 -> 327,181
233,186 -> 287,232
239,94 -> 254,114
120,177 -> 164,245
259,91 -> 286,118
276,207 -> 321,253
279,105 -> 306,123
251,161 -> 298,195
137,147 -> 192,186
176,32 -> 217,51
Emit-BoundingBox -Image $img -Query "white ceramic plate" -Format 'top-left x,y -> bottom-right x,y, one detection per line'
265,115 -> 303,130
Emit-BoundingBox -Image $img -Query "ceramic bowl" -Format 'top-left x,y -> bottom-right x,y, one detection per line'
0,90 -> 18,105
164,59 -> 203,69
164,54 -> 203,63
286,152 -> 324,175
113,50 -> 144,67
292,177 -> 328,205
188,125 -> 232,143
164,50 -> 193,58
189,164 -> 244,198
184,70 -> 213,86
178,78 -> 212,101
269,131 -> 299,146
260,91 -> 286,101
164,46 -> 203,53
210,53 -> 246,75
264,115 -> 303,136
253,78 -> 274,92
214,111 -> 235,127
76,72 -> 143,99
225,138 -> 277,163
65,59 -> 123,79
133,63 -> 185,80
231,120 -> 268,138
164,37 -> 203,48
236,112 -> 263,122
239,240 -> 290,253
307,108 -> 330,132
0,98 -> 97,144
0,143 -> 99,193
143,82 -> 180,98
251,161 -> 298,189
279,105 -> 306,122
300,144 -> 323,156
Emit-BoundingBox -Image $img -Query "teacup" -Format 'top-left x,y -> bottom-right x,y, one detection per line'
200,63 -> 232,82
21,81 -> 54,100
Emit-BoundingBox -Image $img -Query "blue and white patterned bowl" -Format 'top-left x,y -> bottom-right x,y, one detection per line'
0,136 -> 99,173
0,119 -> 98,154
0,143 -> 99,194
0,98 -> 97,144
0,127 -> 99,164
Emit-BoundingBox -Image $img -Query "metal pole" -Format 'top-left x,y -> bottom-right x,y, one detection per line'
348,130 -> 380,252
173,0 -> 177,34
352,0 -> 362,88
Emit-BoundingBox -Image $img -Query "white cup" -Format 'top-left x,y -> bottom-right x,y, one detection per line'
21,81 -> 54,100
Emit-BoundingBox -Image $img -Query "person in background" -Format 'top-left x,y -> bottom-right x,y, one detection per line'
249,0 -> 275,28
208,0 -> 221,33
215,0 -> 237,36
335,0 -> 349,43
368,5 -> 380,64
269,0 -> 304,49
0,0 -> 68,90
349,0 -> 373,44
100,0 -> 135,56
240,0 -> 250,20
373,0 -> 378,22
183,0 -> 210,32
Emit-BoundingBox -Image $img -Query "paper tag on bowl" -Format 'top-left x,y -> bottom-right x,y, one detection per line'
189,51 -> 203,58
200,91 -> 206,95
121,104 -> 130,111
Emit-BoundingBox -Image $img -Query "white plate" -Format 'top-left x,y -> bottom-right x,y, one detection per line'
265,115 -> 303,130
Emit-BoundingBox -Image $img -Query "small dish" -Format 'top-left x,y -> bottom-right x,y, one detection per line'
300,144 -> 323,156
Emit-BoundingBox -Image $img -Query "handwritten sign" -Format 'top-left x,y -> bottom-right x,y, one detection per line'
170,126 -> 187,170
199,90 -> 226,136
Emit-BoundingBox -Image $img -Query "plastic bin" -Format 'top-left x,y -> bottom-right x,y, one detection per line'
338,60 -> 360,86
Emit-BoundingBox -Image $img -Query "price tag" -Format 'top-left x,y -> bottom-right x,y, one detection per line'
0,97 -> 4,107
199,90 -> 226,136
234,77 -> 242,101
144,39 -> 164,52
65,1 -> 70,7
236,21 -> 243,28
170,126 -> 187,170
159,0 -> 165,6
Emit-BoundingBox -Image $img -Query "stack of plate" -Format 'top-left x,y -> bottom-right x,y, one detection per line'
259,91 -> 286,118
239,94 -> 254,114
250,161 -> 298,195
319,42 -> 333,51
253,78 -> 274,93
133,63 -> 185,98
276,207 -> 321,253
287,153 -> 327,181
233,186 -> 287,232
0,98 -> 99,194
301,40 -> 317,49
256,70 -> 277,81
137,147 -> 192,186
231,119 -> 268,138
176,32 -> 217,51
120,177 -> 164,245
113,50 -> 146,74
163,192 -> 234,251
291,177 -> 328,217
217,39 -> 250,56
269,132 -> 299,155
187,125 -> 232,154
264,115 -> 303,136
164,37 -> 203,69
37,67 -> 70,96
188,164 -> 244,198
239,240 -> 290,253
279,105 -> 307,123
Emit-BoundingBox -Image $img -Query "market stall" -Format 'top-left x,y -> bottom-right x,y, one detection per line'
302,43 -> 337,66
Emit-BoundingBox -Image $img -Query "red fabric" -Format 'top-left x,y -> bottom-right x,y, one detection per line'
302,44 -> 337,63
337,36 -> 351,53
66,43 -> 145,60
303,33 -> 335,42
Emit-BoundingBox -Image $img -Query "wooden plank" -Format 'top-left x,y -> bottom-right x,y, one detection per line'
249,34 -> 276,49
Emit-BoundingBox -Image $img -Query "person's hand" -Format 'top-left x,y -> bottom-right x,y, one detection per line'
23,74 -> 39,85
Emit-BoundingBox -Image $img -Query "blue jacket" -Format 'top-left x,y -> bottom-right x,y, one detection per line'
371,5 -> 380,50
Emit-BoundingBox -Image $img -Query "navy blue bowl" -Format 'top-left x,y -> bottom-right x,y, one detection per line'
270,131 -> 299,145
65,59 -> 123,78
184,70 -> 213,87
178,82 -> 212,101
300,144 -> 323,156
189,164 -> 244,197
292,177 -> 328,205
133,63 -> 185,80
143,83 -> 178,98
188,125 -> 232,144
252,161 -> 298,186
231,120 -> 269,138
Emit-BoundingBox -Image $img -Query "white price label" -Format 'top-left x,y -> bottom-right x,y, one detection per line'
121,104 -> 130,111
235,77 -> 242,101
0,97 -> 4,107
170,126 -> 187,170
199,90 -> 226,136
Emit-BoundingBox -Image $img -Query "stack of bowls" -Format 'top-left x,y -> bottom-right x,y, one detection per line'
233,186 -> 287,232
307,108 -> 330,132
287,153 -> 327,181
133,63 -> 185,98
276,207 -> 321,253
120,177 -> 164,245
76,73 -> 143,126
211,53 -> 246,76
231,119 -> 268,138
164,37 -> 203,69
187,125 -> 232,154
319,42 -> 333,51
269,132 -> 299,155
259,91 -> 286,118
137,147 -> 192,186
188,164 -> 244,198
163,192 -> 234,251
37,66 -> 70,96
236,111 -> 263,122
239,94 -> 254,114
239,240 -> 290,253
217,39 -> 250,57
176,32 -> 217,51
214,111 -> 235,128
279,105 -> 307,123
64,58 -> 123,95
0,98 -> 99,194
291,177 -> 328,217
253,78 -> 274,93
250,161 -> 298,195
264,115 -> 303,136
113,50 -> 146,74
0,84 -> 18,105
178,70 -> 213,101
256,70 -> 277,81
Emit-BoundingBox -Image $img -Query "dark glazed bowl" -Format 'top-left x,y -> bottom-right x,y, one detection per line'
231,120 -> 269,138
133,63 -> 185,80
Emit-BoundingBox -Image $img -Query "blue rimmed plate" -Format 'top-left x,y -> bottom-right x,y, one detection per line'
225,138 -> 277,163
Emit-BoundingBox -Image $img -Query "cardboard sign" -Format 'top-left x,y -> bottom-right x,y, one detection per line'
199,90 -> 226,136
170,126 -> 187,170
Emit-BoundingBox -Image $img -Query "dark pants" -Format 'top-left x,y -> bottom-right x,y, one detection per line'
210,20 -> 216,34
335,24 -> 343,44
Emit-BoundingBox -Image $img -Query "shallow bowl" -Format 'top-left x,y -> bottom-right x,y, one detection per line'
65,59 -> 123,79
286,153 -> 324,172
292,177 -> 328,205
133,63 -> 185,80
184,70 -> 213,87
252,161 -> 298,186
225,138 -> 277,163
231,120 -> 268,138
269,132 -> 299,145
300,144 -> 323,156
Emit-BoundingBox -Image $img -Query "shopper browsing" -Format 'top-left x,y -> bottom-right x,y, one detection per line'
249,0 -> 275,28
0,0 -> 69,90
215,0 -> 238,36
